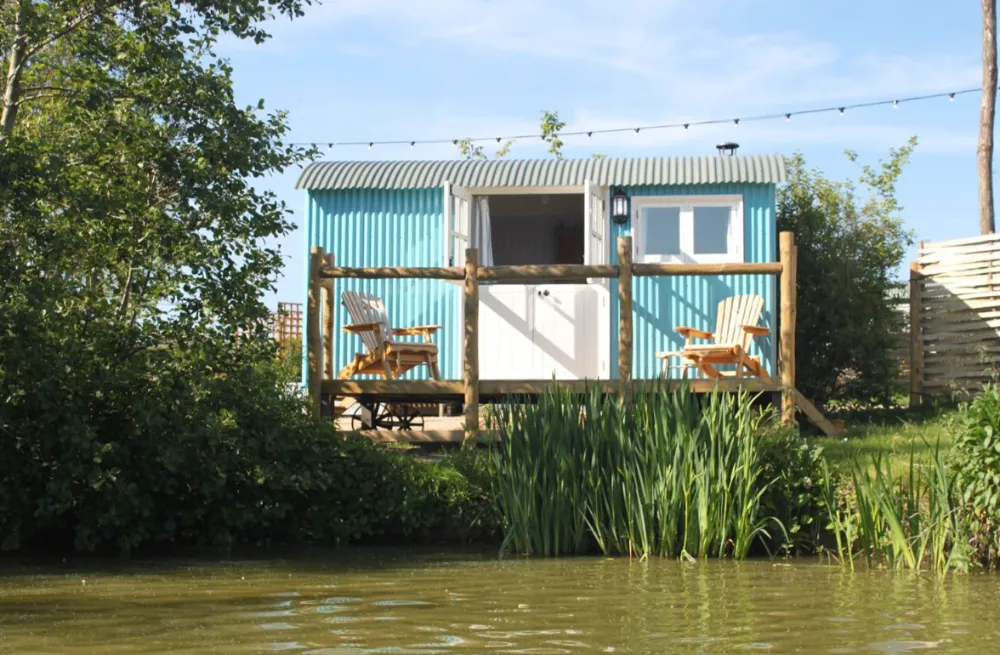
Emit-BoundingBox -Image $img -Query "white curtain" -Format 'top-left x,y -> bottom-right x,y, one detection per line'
472,197 -> 494,267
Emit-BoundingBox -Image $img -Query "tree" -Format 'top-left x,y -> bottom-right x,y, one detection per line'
981,0 -> 997,235
777,139 -> 917,406
0,0 -> 317,551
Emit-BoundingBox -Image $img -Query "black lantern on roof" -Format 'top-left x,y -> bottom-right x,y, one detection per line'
611,187 -> 629,225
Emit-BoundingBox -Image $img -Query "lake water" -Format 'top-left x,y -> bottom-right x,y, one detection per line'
1,548 -> 997,654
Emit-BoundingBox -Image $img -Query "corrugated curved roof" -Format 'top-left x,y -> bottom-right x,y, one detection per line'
296,155 -> 786,190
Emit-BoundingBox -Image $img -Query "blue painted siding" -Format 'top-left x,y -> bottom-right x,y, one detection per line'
304,182 -> 777,383
303,188 -> 460,380
611,184 -> 777,379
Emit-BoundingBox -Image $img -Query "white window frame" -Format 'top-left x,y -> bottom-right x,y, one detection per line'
632,194 -> 744,264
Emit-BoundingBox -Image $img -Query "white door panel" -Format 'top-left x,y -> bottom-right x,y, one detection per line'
479,285 -> 535,380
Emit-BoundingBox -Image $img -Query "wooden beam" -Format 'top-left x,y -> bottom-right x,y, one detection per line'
779,232 -> 797,425
909,259 -> 924,407
464,248 -> 480,439
321,378 -> 781,398
618,236 -> 634,399
320,266 -> 463,280
632,262 -> 783,277
358,429 -> 494,444
478,264 -> 619,281
307,246 -> 324,417
322,253 -> 336,381
791,389 -> 840,437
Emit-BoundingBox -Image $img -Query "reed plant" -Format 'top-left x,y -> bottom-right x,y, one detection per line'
488,384 -> 776,559
821,442 -> 971,574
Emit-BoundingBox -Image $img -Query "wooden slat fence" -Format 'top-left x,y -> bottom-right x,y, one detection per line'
912,233 -> 1000,400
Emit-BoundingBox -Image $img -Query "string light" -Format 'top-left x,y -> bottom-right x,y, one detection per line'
291,86 -> 981,149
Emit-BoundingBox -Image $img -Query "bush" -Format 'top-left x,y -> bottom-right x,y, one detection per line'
951,384 -> 1000,566
777,142 -> 915,406
0,343 -> 492,553
757,428 -> 826,555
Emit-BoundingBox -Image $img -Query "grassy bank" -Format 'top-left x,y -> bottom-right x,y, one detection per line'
818,403 -> 958,472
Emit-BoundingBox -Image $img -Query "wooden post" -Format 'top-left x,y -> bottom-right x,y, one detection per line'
322,254 -> 335,381
779,232 -> 797,424
618,237 -> 633,399
464,249 -> 480,438
307,246 -> 324,417
909,259 -> 924,407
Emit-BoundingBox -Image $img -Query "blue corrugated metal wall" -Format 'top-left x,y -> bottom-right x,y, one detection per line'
303,188 -> 461,381
304,182 -> 776,382
611,184 -> 777,379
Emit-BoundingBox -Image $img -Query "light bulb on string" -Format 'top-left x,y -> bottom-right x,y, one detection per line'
368,143 -> 373,150
785,114 -> 791,123
410,141 -> 415,148
683,123 -> 689,130
893,100 -> 899,109
734,118 -> 740,127
949,93 -> 956,102
839,107 -> 845,116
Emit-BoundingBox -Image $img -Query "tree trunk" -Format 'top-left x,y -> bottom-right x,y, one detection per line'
1,2 -> 30,138
980,0 -> 997,235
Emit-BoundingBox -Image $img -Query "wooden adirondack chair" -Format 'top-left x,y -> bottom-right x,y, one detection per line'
656,294 -> 771,380
338,291 -> 443,380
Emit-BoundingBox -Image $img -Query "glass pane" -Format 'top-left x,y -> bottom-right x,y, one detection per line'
693,206 -> 731,255
643,206 -> 681,255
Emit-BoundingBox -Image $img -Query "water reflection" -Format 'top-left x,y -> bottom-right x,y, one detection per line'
0,550 -> 999,654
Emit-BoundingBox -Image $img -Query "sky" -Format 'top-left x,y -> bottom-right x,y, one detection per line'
217,0 -> 987,307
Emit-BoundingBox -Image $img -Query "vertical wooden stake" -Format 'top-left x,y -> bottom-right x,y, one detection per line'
307,246 -> 324,417
909,259 -> 924,407
464,249 -> 480,438
617,237 -> 633,400
779,232 -> 797,425
322,253 -> 336,381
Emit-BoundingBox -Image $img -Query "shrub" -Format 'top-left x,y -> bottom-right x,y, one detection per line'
951,384 -> 1000,566
777,143 -> 915,406
0,345 -> 493,554
757,428 -> 826,555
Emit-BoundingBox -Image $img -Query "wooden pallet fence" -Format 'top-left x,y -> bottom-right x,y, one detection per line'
911,233 -> 1000,401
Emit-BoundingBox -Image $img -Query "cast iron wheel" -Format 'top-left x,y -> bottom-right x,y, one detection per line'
393,405 -> 425,431
349,402 -> 392,431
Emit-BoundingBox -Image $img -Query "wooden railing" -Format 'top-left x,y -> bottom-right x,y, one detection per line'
307,233 -> 799,435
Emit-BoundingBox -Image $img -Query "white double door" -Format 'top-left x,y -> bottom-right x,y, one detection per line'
478,284 -> 608,380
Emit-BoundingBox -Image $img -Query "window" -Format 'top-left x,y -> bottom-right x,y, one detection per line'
634,195 -> 743,263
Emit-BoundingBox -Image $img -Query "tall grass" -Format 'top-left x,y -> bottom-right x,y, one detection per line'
488,385 -> 776,559
821,443 -> 971,574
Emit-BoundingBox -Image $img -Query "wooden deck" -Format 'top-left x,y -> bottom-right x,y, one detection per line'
322,377 -> 781,401
309,233 -> 840,440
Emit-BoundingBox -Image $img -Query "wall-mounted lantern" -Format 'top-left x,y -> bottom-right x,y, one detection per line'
611,187 -> 629,225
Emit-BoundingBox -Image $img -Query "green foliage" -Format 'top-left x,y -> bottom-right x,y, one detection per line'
488,386 -> 777,559
757,428 -> 827,554
456,138 -> 487,161
777,141 -> 916,406
951,384 -> 1000,565
0,0 -> 501,554
539,110 -> 566,159
821,445 -> 971,574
